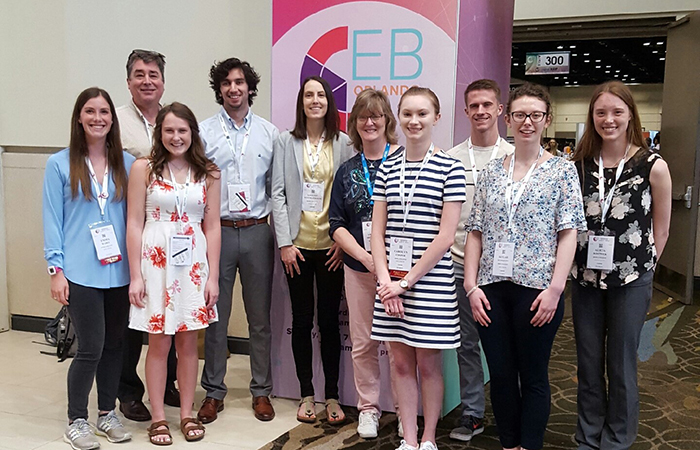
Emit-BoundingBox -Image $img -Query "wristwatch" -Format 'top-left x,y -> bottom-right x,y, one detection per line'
47,266 -> 62,276
399,278 -> 409,290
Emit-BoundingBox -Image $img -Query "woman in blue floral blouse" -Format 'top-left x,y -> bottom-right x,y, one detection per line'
570,81 -> 671,450
465,83 -> 586,450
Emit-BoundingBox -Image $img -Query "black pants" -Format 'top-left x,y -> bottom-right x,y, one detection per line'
285,248 -> 344,399
118,328 -> 177,402
66,281 -> 129,421
478,281 -> 564,450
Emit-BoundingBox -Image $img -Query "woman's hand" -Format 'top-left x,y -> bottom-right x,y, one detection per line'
530,287 -> 561,327
467,284 -> 491,327
205,277 -> 219,310
382,296 -> 405,318
50,272 -> 69,305
129,276 -> 146,308
377,280 -> 406,303
281,245 -> 304,277
325,242 -> 344,271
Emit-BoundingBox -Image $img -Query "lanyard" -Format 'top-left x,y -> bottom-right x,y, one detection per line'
218,114 -> 251,183
598,143 -> 630,226
399,143 -> 434,230
304,133 -> 326,174
505,146 -> 544,230
86,157 -> 109,217
133,104 -> 154,146
467,136 -> 501,184
360,143 -> 390,204
168,163 -> 191,233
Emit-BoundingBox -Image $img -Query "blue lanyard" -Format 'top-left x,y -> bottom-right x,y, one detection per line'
360,143 -> 390,204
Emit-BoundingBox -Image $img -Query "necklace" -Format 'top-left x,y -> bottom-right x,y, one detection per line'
169,161 -> 187,171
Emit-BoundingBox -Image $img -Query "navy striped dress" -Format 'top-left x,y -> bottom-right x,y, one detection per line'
370,150 -> 467,349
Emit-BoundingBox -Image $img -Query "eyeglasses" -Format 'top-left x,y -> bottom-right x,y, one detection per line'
510,111 -> 547,123
357,114 -> 384,124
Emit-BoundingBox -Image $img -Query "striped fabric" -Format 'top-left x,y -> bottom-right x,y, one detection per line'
371,150 -> 467,349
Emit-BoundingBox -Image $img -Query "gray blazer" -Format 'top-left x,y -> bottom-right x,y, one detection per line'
271,130 -> 355,247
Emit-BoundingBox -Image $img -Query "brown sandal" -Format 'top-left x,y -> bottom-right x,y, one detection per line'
180,417 -> 205,442
297,396 -> 316,423
325,399 -> 346,425
147,420 -> 172,446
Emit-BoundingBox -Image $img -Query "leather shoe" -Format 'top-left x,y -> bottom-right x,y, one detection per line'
164,386 -> 181,407
119,400 -> 151,422
197,397 -> 224,424
252,396 -> 275,421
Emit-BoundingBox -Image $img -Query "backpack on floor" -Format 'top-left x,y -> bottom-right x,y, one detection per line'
43,306 -> 78,361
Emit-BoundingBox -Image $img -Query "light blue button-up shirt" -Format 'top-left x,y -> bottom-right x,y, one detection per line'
43,148 -> 135,289
200,108 -> 279,221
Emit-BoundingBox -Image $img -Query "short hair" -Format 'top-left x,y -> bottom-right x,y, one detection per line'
347,89 -> 398,152
506,83 -> 551,115
464,79 -> 502,105
126,49 -> 166,80
398,86 -> 440,115
291,76 -> 340,142
209,58 -> 261,107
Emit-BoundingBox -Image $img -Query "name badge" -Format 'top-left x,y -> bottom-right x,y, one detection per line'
587,234 -> 615,271
169,235 -> 193,266
492,241 -> 515,277
389,235 -> 413,278
302,182 -> 324,212
88,221 -> 122,265
228,183 -> 251,213
362,221 -> 372,251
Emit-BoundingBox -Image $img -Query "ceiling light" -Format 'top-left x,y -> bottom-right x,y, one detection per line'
570,45 -> 576,49
513,63 -> 519,66
584,60 -> 590,63
595,60 -> 601,62
606,65 -> 611,68
572,53 -> 578,56
643,42 -> 651,46
660,57 -> 666,61
605,70 -> 610,73
584,53 -> 590,56
596,65 -> 601,69
631,78 -> 636,81
614,74 -> 619,77
554,76 -> 560,79
623,74 -> 628,77
615,70 -> 620,73
557,45 -> 563,49
657,41 -> 664,45
574,81 -> 578,84
565,81 -> 570,84
652,50 -> 658,54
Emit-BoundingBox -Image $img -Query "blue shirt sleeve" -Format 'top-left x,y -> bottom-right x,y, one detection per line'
43,153 -> 66,269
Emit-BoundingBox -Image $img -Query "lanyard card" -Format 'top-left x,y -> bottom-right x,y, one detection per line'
302,182 -> 324,212
492,241 -> 515,277
389,234 -> 413,278
228,183 -> 251,213
88,221 -> 122,265
586,231 -> 616,271
169,235 -> 193,266
361,221 -> 372,251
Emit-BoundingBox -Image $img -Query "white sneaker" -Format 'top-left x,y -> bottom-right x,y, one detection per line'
419,442 -> 438,450
396,440 -> 418,450
95,410 -> 132,443
64,419 -> 100,450
357,410 -> 379,439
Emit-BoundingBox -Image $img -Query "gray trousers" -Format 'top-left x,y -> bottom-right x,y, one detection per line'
456,275 -> 486,420
201,223 -> 274,399
572,270 -> 653,450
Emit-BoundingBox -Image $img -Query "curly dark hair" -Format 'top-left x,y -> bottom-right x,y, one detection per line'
209,58 -> 260,107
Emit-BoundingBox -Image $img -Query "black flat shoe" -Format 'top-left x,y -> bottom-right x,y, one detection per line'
119,399 -> 151,422
164,386 -> 181,408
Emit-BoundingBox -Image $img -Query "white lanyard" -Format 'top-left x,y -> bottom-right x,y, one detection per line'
304,133 -> 326,174
505,147 -> 544,230
141,115 -> 153,146
218,114 -> 250,183
467,136 -> 501,184
598,143 -> 630,226
399,143 -> 434,230
86,157 -> 109,217
168,163 -> 191,232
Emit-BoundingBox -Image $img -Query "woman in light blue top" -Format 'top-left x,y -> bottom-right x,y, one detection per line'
43,87 -> 135,450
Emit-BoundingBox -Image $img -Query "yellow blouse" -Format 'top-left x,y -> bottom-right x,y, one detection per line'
294,139 -> 334,250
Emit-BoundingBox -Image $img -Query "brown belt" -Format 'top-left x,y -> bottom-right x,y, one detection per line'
221,216 -> 268,229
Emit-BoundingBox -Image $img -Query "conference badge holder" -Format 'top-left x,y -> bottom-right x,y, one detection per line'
88,221 -> 122,265
492,241 -> 515,277
302,181 -> 324,212
169,235 -> 193,266
388,233 -> 413,279
228,183 -> 251,213
586,229 -> 616,271
362,221 -> 372,251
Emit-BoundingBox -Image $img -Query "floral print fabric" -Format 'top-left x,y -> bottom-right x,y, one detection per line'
572,149 -> 661,289
467,156 -> 586,290
128,177 -> 218,335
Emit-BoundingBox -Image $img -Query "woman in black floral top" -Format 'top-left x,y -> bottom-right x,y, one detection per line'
570,81 -> 672,450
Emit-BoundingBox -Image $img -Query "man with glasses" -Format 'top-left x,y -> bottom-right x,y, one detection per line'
116,49 -> 180,422
447,79 -> 513,443
197,58 -> 279,423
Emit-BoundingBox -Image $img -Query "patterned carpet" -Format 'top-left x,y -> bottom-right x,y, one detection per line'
261,302 -> 700,450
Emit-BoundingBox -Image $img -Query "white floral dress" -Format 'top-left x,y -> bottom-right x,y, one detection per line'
129,177 -> 218,334
572,149 -> 661,288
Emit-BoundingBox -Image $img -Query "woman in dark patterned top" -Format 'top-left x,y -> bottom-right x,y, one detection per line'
570,81 -> 672,450
329,89 -> 402,439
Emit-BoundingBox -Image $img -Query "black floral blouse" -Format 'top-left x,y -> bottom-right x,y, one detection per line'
571,148 -> 661,289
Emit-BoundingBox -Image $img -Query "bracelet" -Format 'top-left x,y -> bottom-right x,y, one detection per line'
466,285 -> 479,297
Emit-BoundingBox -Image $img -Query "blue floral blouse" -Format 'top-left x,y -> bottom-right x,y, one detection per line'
467,156 -> 587,290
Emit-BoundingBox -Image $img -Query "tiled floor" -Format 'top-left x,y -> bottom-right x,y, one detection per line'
0,330 -> 300,450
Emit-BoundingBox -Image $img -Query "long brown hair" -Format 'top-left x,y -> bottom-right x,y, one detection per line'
291,76 -> 340,142
347,89 -> 398,152
69,87 -> 127,201
572,81 -> 647,162
148,102 -> 218,182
